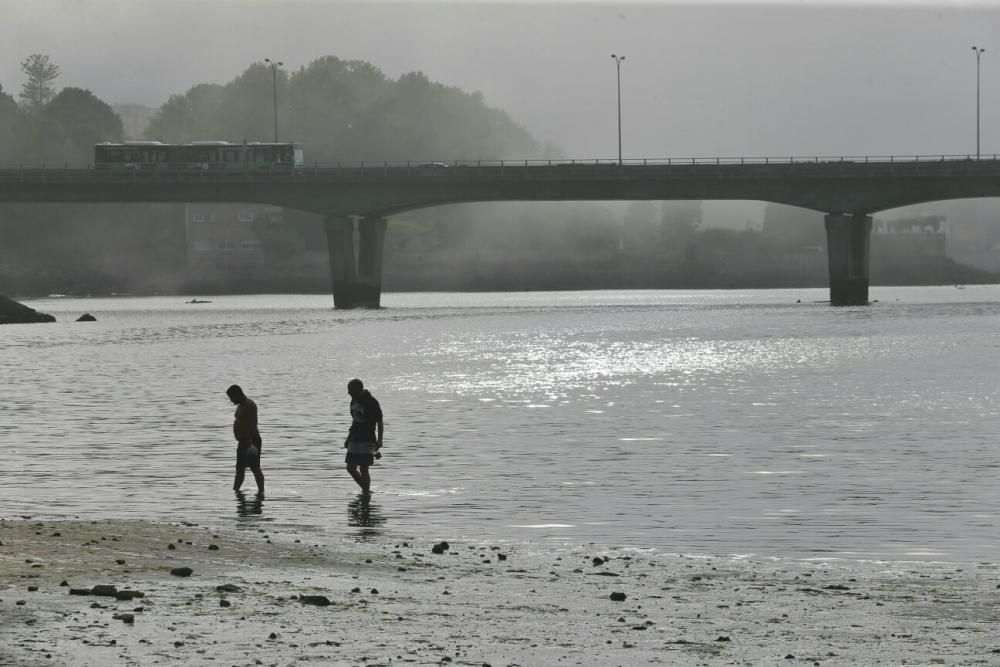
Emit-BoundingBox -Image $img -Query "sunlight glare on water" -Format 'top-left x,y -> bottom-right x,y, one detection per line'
3,287 -> 1000,562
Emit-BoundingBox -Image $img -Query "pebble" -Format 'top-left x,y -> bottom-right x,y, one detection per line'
170,567 -> 193,577
300,595 -> 332,606
116,590 -> 145,601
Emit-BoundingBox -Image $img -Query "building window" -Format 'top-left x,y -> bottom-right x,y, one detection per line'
241,240 -> 261,251
191,213 -> 206,223
194,241 -> 213,252
238,210 -> 255,223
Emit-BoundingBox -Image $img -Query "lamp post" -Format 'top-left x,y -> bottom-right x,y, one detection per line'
972,46 -> 985,159
611,54 -> 625,165
264,58 -> 283,142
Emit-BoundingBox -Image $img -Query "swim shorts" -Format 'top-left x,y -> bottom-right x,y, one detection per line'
237,439 -> 261,467
345,451 -> 375,466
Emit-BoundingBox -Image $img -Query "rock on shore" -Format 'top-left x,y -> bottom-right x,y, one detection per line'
0,294 -> 55,324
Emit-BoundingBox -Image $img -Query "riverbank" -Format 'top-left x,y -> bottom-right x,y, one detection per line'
2,516 -> 999,666
0,294 -> 54,324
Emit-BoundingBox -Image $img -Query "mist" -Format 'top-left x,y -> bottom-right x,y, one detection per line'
3,0 -> 1000,296
5,1 -> 1000,158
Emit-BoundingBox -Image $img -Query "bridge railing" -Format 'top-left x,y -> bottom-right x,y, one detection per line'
1,154 -> 999,174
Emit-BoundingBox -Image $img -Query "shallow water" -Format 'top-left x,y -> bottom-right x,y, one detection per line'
4,287 -> 1000,561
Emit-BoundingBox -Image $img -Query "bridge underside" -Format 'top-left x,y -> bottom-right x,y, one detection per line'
5,159 -> 999,307
319,208 -> 875,309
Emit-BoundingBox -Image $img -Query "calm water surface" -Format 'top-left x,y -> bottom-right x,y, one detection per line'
3,287 -> 1000,562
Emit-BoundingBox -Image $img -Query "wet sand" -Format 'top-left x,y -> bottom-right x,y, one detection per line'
2,514 -> 1000,666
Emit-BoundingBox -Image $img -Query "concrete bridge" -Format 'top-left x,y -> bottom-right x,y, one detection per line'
2,155 -> 999,307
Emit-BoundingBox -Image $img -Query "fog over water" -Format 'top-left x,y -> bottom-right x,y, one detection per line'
4,288 -> 1000,562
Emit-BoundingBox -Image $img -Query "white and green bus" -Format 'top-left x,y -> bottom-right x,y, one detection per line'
94,141 -> 304,170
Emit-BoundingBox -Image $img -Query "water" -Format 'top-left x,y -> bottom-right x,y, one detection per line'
3,287 -> 1000,562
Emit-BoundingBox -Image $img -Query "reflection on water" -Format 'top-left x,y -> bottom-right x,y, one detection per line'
348,494 -> 384,536
6,288 -> 1000,561
236,491 -> 264,517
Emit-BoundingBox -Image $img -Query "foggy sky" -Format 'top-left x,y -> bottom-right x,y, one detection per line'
4,0 -> 1000,162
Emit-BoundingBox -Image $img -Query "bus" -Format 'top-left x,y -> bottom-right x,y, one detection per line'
94,141 -> 304,170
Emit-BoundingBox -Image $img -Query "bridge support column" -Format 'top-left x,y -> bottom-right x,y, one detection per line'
323,215 -> 387,309
824,213 -> 872,306
356,216 -> 387,308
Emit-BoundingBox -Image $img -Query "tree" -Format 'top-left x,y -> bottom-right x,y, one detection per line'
43,87 -> 124,163
19,54 -> 60,111
144,84 -> 226,142
0,86 -> 22,161
146,56 -> 540,163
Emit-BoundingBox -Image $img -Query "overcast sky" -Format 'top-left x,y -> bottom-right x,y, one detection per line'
4,0 -> 1000,162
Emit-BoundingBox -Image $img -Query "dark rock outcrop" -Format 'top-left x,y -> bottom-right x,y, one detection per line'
299,595 -> 332,606
76,313 -> 96,322
0,294 -> 55,324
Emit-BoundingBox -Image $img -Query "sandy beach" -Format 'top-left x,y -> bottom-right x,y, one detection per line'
2,514 -> 999,666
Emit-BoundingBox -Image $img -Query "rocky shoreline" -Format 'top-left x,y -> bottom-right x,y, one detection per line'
0,294 -> 54,324
2,516 -> 1000,666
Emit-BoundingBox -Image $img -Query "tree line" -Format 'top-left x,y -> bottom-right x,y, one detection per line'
0,54 -> 977,295
0,54 -> 123,166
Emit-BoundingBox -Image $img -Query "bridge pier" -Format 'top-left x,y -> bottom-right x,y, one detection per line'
323,215 -> 387,309
824,213 -> 872,306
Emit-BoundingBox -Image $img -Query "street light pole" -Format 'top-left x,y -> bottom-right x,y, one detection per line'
972,46 -> 985,159
611,54 -> 625,165
264,58 -> 283,143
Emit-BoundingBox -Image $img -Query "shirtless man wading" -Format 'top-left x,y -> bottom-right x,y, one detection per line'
226,384 -> 265,495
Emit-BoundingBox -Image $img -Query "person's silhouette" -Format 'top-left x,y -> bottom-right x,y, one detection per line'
343,379 -> 383,494
226,384 -> 265,495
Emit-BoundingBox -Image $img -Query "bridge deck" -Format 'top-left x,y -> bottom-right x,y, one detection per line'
2,156 -> 1000,184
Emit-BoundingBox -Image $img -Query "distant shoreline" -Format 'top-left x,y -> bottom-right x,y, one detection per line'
7,278 -> 999,302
